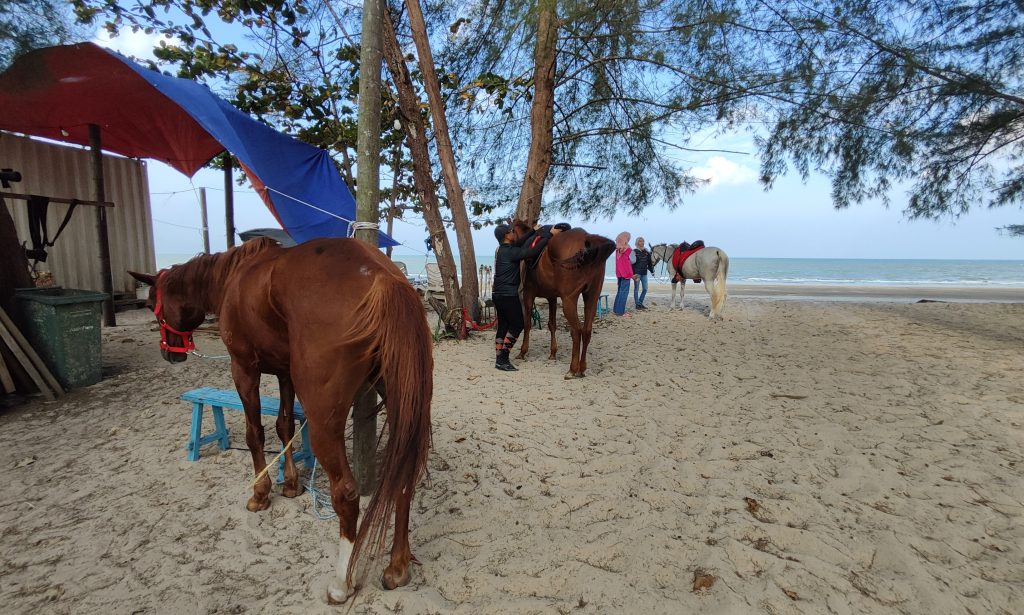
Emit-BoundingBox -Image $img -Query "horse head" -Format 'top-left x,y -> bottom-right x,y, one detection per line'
509,219 -> 536,246
129,269 -> 205,363
649,243 -> 676,267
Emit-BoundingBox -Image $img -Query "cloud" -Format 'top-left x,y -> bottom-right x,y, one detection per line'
690,156 -> 758,188
93,28 -> 179,62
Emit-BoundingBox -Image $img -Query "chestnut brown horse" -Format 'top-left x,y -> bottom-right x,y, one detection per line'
129,237 -> 432,603
510,220 -> 615,378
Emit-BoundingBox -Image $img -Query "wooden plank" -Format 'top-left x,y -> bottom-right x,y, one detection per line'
0,319 -> 56,401
0,306 -> 63,397
0,191 -> 114,207
0,352 -> 14,394
179,387 -> 306,419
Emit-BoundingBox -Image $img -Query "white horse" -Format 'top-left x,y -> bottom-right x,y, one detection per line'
650,243 -> 730,320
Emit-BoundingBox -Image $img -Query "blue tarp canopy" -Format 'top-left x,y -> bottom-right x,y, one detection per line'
0,42 -> 396,247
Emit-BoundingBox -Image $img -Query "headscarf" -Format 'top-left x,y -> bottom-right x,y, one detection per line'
615,231 -> 631,253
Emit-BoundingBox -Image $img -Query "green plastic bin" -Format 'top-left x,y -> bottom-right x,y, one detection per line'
14,288 -> 108,389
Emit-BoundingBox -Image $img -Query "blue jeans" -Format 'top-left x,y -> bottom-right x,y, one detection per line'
613,277 -> 631,315
633,274 -> 648,307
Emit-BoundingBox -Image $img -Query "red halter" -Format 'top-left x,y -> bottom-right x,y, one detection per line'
154,270 -> 196,354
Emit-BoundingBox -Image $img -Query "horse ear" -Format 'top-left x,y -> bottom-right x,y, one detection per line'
128,270 -> 157,286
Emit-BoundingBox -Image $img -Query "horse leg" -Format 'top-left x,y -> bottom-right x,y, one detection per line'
670,281 -> 678,309
703,276 -> 717,320
276,373 -> 303,498
680,280 -> 687,310
382,484 -> 414,590
578,287 -> 600,376
518,290 -> 535,360
298,376 -> 364,604
547,298 -> 558,360
560,295 -> 584,379
231,362 -> 271,512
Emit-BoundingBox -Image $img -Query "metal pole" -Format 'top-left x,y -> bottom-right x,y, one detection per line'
223,154 -> 235,248
352,0 -> 383,496
198,187 -> 211,254
88,124 -> 116,327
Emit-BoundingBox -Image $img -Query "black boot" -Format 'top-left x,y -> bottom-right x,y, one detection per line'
495,349 -> 518,371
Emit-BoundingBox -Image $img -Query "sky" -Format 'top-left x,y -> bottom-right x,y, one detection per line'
95,29 -> 1024,261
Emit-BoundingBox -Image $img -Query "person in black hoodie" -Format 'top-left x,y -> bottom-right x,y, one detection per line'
490,222 -> 560,371
630,236 -> 656,310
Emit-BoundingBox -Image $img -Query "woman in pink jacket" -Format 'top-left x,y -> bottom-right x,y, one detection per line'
613,232 -> 632,316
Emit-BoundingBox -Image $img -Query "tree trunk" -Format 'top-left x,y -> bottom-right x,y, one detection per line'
0,197 -> 33,316
385,142 -> 400,259
515,0 -> 558,224
382,9 -> 463,331
406,0 -> 480,322
340,146 -> 356,193
356,1 -> 382,248
353,0 -> 384,497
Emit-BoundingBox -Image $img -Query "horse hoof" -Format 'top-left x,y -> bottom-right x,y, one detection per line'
517,353 -> 527,361
326,580 -> 355,604
246,496 -> 271,512
282,483 -> 305,498
548,354 -> 557,361
564,371 -> 578,380
382,564 -> 411,590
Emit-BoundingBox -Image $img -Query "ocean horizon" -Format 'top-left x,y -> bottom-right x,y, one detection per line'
156,252 -> 1024,288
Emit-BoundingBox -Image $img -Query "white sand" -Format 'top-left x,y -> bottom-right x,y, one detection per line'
1,294 -> 1022,614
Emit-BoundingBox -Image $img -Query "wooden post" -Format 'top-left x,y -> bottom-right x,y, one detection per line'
352,0 -> 383,496
223,154 -> 235,248
198,187 -> 211,254
88,124 -> 116,327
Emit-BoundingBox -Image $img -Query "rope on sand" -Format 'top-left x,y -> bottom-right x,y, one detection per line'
307,459 -> 339,520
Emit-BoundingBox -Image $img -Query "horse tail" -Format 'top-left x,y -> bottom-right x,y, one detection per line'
560,235 -> 615,270
347,272 -> 433,583
710,249 -> 729,317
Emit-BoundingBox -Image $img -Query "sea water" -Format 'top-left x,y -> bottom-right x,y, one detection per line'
158,252 -> 1024,287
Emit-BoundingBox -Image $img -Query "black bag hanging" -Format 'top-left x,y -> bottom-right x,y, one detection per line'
24,196 -> 79,263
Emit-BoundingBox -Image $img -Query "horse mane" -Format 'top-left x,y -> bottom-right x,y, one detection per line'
162,237 -> 279,310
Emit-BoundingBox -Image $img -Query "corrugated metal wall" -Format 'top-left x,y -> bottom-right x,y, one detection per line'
1,132 -> 156,295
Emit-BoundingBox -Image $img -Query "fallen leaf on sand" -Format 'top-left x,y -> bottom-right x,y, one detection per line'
467,375 -> 480,382
745,497 -> 761,514
770,393 -> 808,400
14,456 -> 36,468
692,572 -> 715,592
784,589 -> 799,600
454,437 -> 466,443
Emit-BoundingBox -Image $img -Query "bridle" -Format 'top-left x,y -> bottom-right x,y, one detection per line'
154,270 -> 196,354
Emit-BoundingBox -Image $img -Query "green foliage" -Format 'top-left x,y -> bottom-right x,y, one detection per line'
429,1 -> 740,220
1,0 -> 86,70
687,0 -> 1024,221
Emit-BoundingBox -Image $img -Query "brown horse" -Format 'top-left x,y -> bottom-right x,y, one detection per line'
129,237 -> 432,603
510,220 -> 615,378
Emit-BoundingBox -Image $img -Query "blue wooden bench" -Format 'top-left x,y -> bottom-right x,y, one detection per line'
180,387 -> 316,483
597,294 -> 610,318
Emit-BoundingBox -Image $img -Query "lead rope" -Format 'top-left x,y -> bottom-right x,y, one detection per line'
190,349 -> 231,360
250,420 -> 307,488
